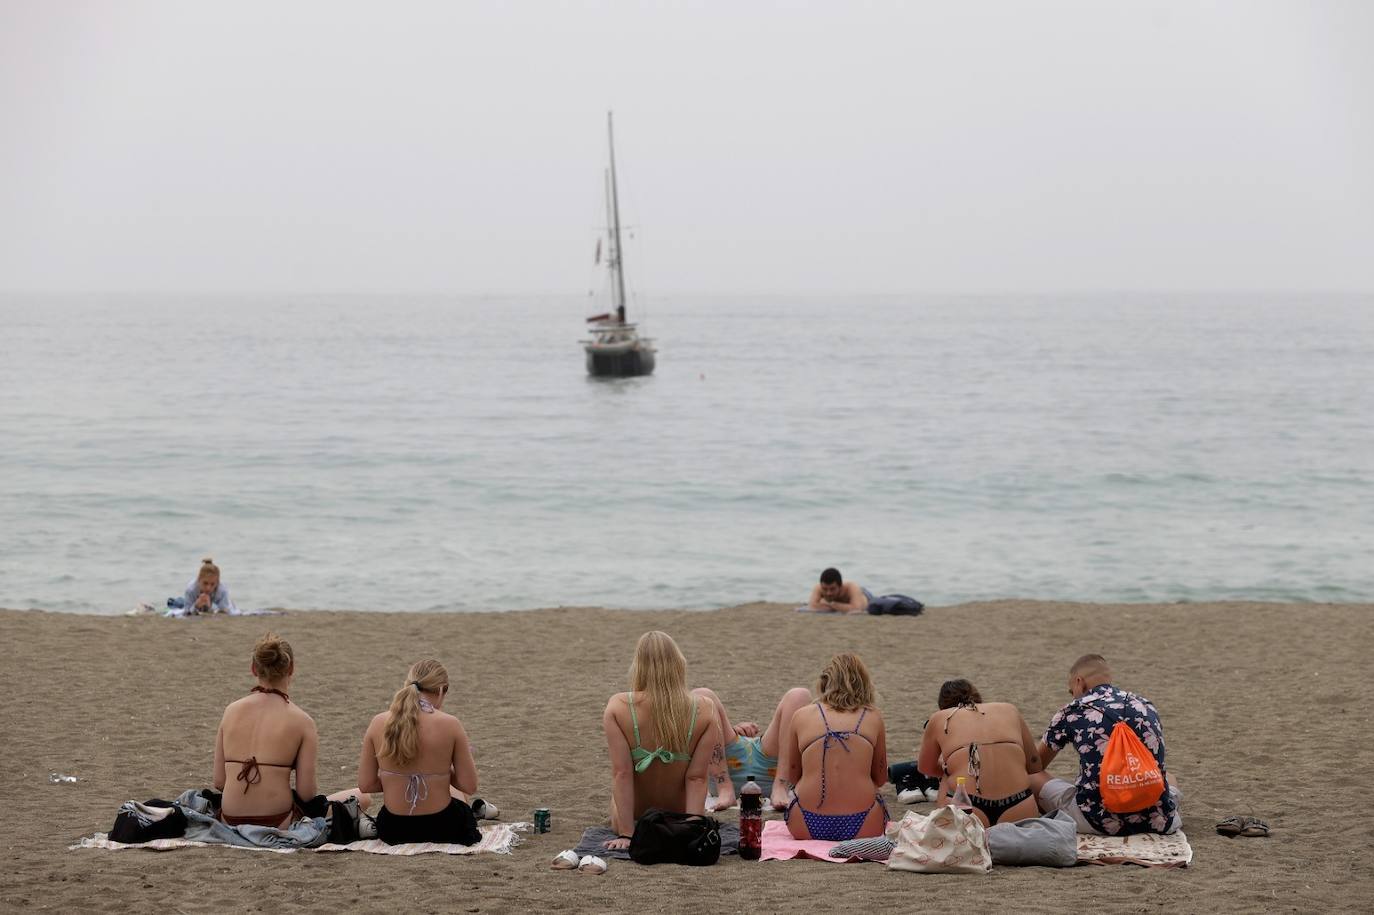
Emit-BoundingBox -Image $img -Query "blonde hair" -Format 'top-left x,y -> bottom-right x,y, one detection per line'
628,631 -> 695,755
378,659 -> 449,766
198,557 -> 220,582
816,652 -> 877,712
252,632 -> 293,682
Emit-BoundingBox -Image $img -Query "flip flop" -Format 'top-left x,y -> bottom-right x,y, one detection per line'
1240,817 -> 1270,838
550,849 -> 580,870
578,855 -> 608,875
1216,815 -> 1246,837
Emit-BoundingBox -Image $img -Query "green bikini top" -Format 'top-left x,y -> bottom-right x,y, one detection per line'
628,691 -> 699,772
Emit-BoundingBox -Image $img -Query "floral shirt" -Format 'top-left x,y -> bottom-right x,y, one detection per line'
1043,684 -> 1176,835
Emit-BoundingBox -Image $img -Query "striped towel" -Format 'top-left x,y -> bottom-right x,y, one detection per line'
72,823 -> 524,856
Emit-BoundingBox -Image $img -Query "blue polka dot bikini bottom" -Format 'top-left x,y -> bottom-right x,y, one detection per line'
789,793 -> 889,842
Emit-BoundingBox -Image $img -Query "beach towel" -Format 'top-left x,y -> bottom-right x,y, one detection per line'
758,819 -> 878,863
574,824 -> 739,861
126,601 -> 278,618
72,823 -> 523,856
1075,830 -> 1193,867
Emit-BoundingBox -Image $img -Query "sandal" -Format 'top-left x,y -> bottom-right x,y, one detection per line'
550,849 -> 580,870
1216,815 -> 1246,837
1239,817 -> 1270,838
578,855 -> 608,875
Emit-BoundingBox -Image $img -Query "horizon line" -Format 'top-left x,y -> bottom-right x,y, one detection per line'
3,288 -> 1372,300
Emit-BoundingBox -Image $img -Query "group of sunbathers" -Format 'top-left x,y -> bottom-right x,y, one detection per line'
214,633 -> 492,846
208,560 -> 1180,849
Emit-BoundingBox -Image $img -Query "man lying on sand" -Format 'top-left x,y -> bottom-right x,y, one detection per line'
1030,654 -> 1182,835
806,567 -> 869,614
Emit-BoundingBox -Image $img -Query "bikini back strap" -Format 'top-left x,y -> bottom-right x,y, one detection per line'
235,757 -> 261,793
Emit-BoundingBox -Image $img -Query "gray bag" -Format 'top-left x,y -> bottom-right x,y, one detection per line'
986,811 -> 1076,867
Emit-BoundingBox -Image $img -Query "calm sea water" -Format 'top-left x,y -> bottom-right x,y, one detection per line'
1,294 -> 1370,614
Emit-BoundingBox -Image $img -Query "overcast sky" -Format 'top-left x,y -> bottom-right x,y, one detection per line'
2,0 -> 1371,295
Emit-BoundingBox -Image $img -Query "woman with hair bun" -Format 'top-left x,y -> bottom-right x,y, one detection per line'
917,678 -> 1042,827
357,659 -> 483,845
214,633 -> 360,826
182,558 -> 238,615
780,652 -> 890,840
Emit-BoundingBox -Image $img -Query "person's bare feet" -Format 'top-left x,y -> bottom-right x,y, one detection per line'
712,788 -> 738,811
769,792 -> 791,811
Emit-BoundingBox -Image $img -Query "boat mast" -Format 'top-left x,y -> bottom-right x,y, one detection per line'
607,111 -> 628,323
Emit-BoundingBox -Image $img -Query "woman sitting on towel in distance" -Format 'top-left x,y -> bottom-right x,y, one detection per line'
917,678 -> 1042,827
781,652 -> 890,841
357,659 -> 483,846
602,631 -> 721,851
214,633 -> 363,827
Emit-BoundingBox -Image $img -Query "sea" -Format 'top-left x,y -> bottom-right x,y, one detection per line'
1,293 -> 1370,614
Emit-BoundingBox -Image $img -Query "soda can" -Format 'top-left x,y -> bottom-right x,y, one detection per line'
534,807 -> 551,833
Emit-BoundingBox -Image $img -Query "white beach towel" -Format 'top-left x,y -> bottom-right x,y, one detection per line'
72,823 -> 525,856
1075,830 -> 1193,867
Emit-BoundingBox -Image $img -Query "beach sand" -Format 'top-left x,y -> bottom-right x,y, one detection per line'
2,600 -> 1372,914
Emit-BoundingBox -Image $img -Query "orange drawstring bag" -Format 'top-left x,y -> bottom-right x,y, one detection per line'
1097,713 -> 1166,814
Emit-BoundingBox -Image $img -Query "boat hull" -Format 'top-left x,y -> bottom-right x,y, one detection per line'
585,345 -> 655,377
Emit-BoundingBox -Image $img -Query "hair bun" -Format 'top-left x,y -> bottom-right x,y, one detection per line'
202,557 -> 215,565
252,632 -> 293,681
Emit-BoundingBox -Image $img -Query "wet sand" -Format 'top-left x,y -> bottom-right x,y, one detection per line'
1,600 -> 1371,914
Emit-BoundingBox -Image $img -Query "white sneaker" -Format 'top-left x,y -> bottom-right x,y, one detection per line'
897,788 -> 925,804
578,855 -> 608,875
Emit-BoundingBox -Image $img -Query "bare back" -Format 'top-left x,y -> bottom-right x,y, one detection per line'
920,701 -> 1038,802
214,693 -> 317,820
785,702 -> 888,839
605,692 -> 714,820
361,709 -> 475,816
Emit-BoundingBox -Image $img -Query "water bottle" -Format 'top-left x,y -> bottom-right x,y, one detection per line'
738,776 -> 763,860
949,775 -> 974,815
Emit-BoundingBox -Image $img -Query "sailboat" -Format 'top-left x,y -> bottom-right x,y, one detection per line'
583,112 -> 657,377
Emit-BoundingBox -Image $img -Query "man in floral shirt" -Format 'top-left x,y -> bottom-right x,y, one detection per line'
1030,654 -> 1182,835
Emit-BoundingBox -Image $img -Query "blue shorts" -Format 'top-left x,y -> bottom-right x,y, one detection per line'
725,735 -> 778,795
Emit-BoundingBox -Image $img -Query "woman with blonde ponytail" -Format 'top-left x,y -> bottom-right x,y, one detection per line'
358,659 -> 483,846
601,631 -> 720,850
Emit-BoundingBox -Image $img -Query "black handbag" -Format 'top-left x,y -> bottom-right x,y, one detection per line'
628,808 -> 722,866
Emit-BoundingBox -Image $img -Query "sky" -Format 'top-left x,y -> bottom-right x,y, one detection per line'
1,0 -> 1371,296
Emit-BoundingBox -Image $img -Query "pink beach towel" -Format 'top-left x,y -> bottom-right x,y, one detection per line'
758,819 -> 874,863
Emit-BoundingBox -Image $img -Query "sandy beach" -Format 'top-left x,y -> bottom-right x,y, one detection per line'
2,600 -> 1371,914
